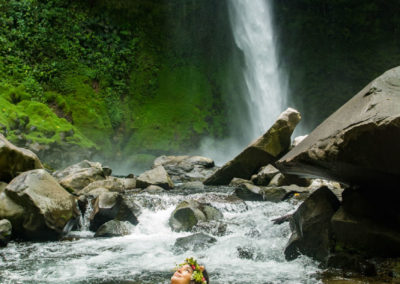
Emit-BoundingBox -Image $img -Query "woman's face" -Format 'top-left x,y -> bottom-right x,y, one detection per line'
171,264 -> 193,284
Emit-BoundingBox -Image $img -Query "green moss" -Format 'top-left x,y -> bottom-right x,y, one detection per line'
123,64 -> 222,155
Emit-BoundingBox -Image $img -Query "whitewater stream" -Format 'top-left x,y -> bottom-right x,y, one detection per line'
0,186 -> 320,284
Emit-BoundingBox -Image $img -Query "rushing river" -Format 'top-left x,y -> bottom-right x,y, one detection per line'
0,186 -> 320,284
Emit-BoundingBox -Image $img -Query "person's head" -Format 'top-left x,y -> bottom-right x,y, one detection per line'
171,257 -> 209,284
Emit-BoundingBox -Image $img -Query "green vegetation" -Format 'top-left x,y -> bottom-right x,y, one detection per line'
0,0 -> 231,168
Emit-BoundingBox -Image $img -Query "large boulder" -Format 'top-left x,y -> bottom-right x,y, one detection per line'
0,219 -> 12,246
251,164 -> 279,186
53,160 -> 107,193
285,187 -> 340,263
0,182 -> 25,232
169,200 -> 223,232
136,165 -> 174,190
94,220 -> 133,238
153,155 -> 216,182
331,187 -> 400,258
277,67 -> 400,186
89,192 -> 141,232
204,108 -> 301,185
5,169 -> 79,240
0,134 -> 43,182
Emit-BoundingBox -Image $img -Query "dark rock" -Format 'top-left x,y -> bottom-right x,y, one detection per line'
153,155 -> 216,183
173,233 -> 217,252
235,183 -> 264,201
326,252 -> 377,276
192,220 -> 228,237
0,219 -> 12,247
94,220 -> 133,238
89,192 -> 140,232
136,165 -> 174,190
284,187 -> 340,263
237,246 -> 255,260
204,108 -> 301,185
277,67 -> 400,186
5,169 -> 78,240
272,214 -> 292,225
169,200 -> 223,232
0,134 -> 43,183
53,160 -> 106,193
268,173 -> 311,187
251,164 -> 279,186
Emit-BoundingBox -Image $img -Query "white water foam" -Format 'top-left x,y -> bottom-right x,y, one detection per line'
0,191 -> 320,284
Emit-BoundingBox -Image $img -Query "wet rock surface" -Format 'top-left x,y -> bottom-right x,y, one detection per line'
204,108 -> 301,185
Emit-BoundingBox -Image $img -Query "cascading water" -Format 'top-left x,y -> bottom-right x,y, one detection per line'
228,0 -> 286,138
0,188 -> 320,284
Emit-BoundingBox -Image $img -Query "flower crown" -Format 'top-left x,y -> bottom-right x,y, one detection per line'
176,257 -> 207,284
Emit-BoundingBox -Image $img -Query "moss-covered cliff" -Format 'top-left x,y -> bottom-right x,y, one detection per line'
0,0 -> 234,169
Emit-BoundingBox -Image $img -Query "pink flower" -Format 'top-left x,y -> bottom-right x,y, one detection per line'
191,265 -> 196,270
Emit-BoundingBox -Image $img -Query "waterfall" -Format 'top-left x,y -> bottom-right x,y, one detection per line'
228,0 -> 286,138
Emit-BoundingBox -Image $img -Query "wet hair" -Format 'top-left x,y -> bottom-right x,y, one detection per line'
190,268 -> 209,284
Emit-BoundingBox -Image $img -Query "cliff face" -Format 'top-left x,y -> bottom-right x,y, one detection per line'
272,0 -> 400,131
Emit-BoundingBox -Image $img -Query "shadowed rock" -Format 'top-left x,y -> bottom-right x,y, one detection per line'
277,67 -> 400,186
204,108 -> 301,185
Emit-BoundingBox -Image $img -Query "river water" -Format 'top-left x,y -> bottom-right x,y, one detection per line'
0,186 -> 320,284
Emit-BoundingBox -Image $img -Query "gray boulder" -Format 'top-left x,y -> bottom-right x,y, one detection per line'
229,178 -> 253,187
173,233 -> 217,252
204,108 -> 301,185
285,187 -> 340,263
5,169 -> 78,240
53,160 -> 106,193
0,134 -> 43,182
89,192 -> 140,232
94,220 -> 133,238
153,155 -> 216,182
169,200 -> 223,232
277,67 -> 400,186
136,165 -> 174,190
79,177 -> 136,196
0,219 -> 12,246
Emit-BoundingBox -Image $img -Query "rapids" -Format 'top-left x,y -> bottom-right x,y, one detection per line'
0,186 -> 320,284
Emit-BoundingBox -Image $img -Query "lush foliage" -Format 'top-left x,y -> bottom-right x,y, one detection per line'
0,0 -> 230,167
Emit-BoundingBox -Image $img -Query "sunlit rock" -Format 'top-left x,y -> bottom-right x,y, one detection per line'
94,220 -> 133,238
169,200 -> 223,232
79,176 -> 136,196
153,155 -> 216,183
136,165 -> 174,190
53,160 -> 106,193
277,67 -> 400,186
0,134 -> 43,183
204,108 -> 301,185
5,169 -> 79,240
